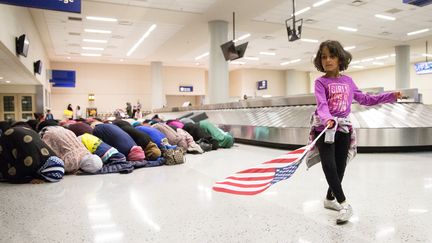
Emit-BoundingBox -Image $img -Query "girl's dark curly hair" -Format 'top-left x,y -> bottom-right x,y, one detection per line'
313,40 -> 352,72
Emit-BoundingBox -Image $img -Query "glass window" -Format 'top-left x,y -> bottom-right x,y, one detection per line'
22,113 -> 33,120
3,96 -> 15,112
4,113 -> 15,121
21,96 -> 32,111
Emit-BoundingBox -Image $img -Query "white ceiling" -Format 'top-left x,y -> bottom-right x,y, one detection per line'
27,0 -> 432,72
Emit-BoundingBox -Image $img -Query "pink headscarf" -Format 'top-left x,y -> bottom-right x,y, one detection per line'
127,145 -> 145,161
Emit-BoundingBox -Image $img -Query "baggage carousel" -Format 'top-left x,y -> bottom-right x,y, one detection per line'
153,88 -> 432,152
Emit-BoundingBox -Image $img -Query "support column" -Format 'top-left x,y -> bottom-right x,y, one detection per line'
395,45 -> 410,89
285,69 -> 309,96
208,20 -> 229,104
151,61 -> 165,110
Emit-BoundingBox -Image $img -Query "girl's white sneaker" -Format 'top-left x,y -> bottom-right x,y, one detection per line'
323,199 -> 342,211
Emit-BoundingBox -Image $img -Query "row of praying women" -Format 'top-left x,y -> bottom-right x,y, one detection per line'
0,115 -> 234,184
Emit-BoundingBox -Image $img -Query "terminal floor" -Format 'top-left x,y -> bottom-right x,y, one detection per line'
1,144 -> 431,243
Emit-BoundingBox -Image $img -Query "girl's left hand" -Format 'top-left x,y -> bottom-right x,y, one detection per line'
394,91 -> 402,99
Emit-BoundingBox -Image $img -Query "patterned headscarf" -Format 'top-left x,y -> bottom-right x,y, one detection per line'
38,156 -> 65,182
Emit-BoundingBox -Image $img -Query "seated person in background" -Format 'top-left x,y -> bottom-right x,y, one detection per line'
0,127 -> 65,183
134,108 -> 143,119
40,126 -> 102,174
45,109 -> 54,120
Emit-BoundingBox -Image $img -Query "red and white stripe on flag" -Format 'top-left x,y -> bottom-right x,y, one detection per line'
212,145 -> 310,195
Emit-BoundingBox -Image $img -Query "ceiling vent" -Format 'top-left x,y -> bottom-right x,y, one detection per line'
112,35 -> 124,39
268,48 -> 277,51
68,43 -> 80,47
68,16 -> 82,21
68,32 -> 81,36
379,31 -> 392,36
349,0 -> 367,7
385,8 -> 403,14
262,35 -> 275,40
118,20 -> 133,26
304,18 -> 318,24
69,52 -> 80,55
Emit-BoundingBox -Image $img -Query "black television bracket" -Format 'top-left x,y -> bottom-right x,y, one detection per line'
285,0 -> 303,42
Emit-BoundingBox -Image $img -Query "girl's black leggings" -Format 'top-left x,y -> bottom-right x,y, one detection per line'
314,131 -> 351,203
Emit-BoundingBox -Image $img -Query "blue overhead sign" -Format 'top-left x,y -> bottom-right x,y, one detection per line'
0,0 -> 81,13
403,0 -> 432,7
179,86 -> 193,92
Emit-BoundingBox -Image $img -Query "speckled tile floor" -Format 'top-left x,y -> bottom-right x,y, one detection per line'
1,144 -> 431,243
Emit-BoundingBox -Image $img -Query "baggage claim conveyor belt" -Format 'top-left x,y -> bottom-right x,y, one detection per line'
154,89 -> 432,152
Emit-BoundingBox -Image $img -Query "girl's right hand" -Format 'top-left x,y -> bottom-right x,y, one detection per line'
326,119 -> 335,129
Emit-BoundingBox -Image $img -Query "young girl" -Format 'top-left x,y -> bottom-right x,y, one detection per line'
312,40 -> 400,224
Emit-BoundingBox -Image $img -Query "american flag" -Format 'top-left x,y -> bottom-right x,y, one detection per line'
212,146 -> 309,195
212,127 -> 328,196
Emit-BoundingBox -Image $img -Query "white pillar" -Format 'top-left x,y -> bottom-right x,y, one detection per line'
151,61 -> 165,109
395,45 -> 410,89
208,20 -> 229,104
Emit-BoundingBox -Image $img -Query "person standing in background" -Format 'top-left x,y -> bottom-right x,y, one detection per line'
75,105 -> 83,120
64,104 -> 73,120
126,102 -> 132,118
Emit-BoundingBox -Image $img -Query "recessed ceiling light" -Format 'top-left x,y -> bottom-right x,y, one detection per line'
83,39 -> 108,43
0,77 -> 3,79
313,0 -> 331,7
195,52 -> 209,60
291,7 -> 311,17
259,51 -> 276,56
86,16 -> 118,22
233,33 -> 251,43
351,60 -> 360,64
80,53 -> 102,57
84,29 -> 112,34
344,46 -> 356,50
82,47 -> 104,51
372,62 -> 384,65
66,57 -> 71,59
280,59 -> 301,65
361,58 -> 374,62
230,61 -> 246,65
338,26 -> 358,32
127,24 -> 157,56
195,62 -> 200,65
374,14 -> 396,21
244,56 -> 259,61
5,80 -> 11,83
375,55 -> 389,60
407,28 -> 429,36
352,65 -> 364,69
300,38 -> 319,43
390,53 -> 396,57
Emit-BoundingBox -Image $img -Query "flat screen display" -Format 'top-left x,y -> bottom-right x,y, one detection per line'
257,80 -> 267,90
